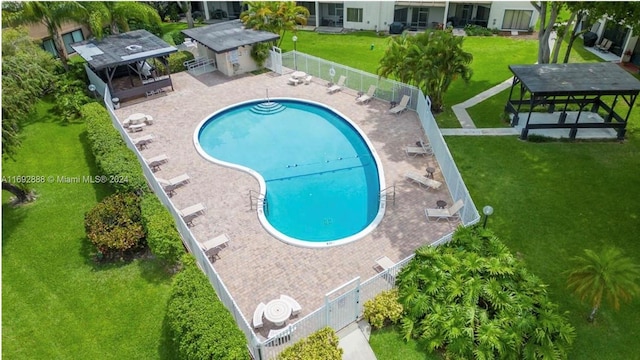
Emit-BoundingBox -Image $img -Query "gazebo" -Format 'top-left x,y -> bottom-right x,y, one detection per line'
505,62 -> 640,140
72,30 -> 178,103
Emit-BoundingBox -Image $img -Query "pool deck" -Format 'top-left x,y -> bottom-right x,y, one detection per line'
115,70 -> 460,334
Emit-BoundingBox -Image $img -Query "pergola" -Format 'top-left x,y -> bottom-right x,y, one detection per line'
72,30 -> 177,102
505,63 -> 640,140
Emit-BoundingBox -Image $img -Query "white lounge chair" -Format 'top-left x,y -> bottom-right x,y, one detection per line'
405,172 -> 442,190
327,75 -> 346,94
201,234 -> 230,261
405,145 -> 432,157
425,199 -> 464,222
374,256 -> 395,272
280,295 -> 302,316
145,154 -> 168,172
253,302 -> 265,329
179,203 -> 206,227
356,85 -> 376,104
157,173 -> 190,196
132,134 -> 153,150
389,95 -> 410,114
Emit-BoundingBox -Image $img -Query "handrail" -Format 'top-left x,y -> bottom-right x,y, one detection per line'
249,190 -> 268,215
380,184 -> 396,207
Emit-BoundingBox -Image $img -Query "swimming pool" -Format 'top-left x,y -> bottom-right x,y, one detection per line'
194,98 -> 385,247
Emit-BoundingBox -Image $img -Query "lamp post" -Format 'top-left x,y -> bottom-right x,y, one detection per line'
292,35 -> 298,70
482,205 -> 494,229
88,84 -> 97,99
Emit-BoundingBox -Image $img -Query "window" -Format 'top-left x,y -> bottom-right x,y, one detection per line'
42,29 -> 84,58
327,3 -> 343,17
347,8 -> 363,22
502,10 -> 533,31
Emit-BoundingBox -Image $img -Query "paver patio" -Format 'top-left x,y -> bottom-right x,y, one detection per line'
115,70 -> 461,333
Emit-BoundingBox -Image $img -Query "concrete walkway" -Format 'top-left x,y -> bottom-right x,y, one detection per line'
338,321 -> 377,360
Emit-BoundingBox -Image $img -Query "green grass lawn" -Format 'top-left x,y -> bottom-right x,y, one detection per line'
2,100 -> 174,359
369,325 -> 439,360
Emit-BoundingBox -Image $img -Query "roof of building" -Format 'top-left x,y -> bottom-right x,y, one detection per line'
181,20 -> 279,53
71,30 -> 177,70
509,63 -> 640,96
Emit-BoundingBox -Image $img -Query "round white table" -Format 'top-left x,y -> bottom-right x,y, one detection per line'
292,71 -> 306,79
264,299 -> 292,326
128,113 -> 147,124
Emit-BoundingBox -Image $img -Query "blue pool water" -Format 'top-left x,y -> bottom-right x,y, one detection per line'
195,99 -> 385,246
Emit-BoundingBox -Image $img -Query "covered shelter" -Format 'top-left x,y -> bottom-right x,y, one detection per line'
72,30 -> 177,103
505,62 -> 640,140
181,20 -> 279,77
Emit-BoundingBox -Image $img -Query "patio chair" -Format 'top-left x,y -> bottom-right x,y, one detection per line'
145,154 -> 168,172
253,302 -> 265,329
405,172 -> 442,190
304,75 -> 312,85
201,234 -> 230,261
389,95 -> 410,114
156,173 -> 190,196
356,85 -> 377,104
595,38 -> 610,52
374,256 -> 395,272
280,295 -> 302,316
598,39 -> 613,53
179,203 -> 206,227
132,134 -> 154,150
327,75 -> 346,94
425,199 -> 464,222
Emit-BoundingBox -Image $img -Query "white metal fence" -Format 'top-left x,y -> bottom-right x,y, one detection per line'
95,56 -> 480,358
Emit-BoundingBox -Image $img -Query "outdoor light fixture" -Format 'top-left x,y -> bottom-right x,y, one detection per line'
88,84 -> 97,99
292,35 -> 298,70
482,205 -> 494,228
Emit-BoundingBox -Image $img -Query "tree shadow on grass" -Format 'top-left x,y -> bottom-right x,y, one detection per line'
158,309 -> 180,360
1,201 -> 29,253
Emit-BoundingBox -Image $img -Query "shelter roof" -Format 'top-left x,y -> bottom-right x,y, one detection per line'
71,30 -> 177,70
181,20 -> 279,53
509,63 -> 640,96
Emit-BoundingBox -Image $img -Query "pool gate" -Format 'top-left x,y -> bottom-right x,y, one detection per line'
96,54 -> 480,358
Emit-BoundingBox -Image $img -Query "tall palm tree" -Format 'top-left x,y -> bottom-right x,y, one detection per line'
83,1 -> 162,39
240,1 -> 309,48
567,247 -> 640,322
2,1 -> 87,71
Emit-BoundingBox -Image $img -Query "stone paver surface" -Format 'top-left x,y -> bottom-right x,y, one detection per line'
115,70 -> 460,327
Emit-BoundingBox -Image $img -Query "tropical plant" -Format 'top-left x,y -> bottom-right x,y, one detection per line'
278,327 -> 342,360
82,1 -> 162,39
566,247 -> 640,323
240,1 -> 309,48
396,226 -> 575,359
2,1 -> 88,71
363,289 -> 404,329
250,41 -> 271,68
378,30 -> 473,112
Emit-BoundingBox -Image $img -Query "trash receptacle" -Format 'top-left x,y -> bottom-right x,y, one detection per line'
112,97 -> 120,109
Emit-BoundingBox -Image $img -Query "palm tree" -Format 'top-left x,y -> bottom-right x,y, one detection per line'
240,1 -> 309,48
2,1 -> 87,71
377,33 -> 414,85
83,1 -> 162,39
567,247 -> 640,322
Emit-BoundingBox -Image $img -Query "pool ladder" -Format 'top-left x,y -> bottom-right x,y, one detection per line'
380,184 -> 396,207
249,190 -> 268,215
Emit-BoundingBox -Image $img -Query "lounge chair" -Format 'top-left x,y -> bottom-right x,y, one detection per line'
132,134 -> 153,150
327,75 -> 346,94
374,256 -> 395,272
145,154 -> 168,172
157,173 -> 190,196
598,39 -> 612,53
253,302 -> 265,329
356,85 -> 376,104
425,199 -> 464,222
595,38 -> 610,52
389,95 -> 410,114
405,141 -> 432,156
405,172 -> 442,190
280,295 -> 302,316
179,202 -> 206,226
201,234 -> 230,262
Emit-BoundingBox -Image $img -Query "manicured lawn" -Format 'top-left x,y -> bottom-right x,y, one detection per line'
369,325 -> 439,360
2,100 -> 174,359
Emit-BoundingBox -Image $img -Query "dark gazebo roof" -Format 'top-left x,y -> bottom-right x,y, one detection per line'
509,62 -> 640,96
181,20 -> 279,53
71,30 -> 177,70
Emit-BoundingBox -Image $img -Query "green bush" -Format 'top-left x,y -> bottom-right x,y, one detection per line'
250,42 -> 271,68
168,50 -> 195,73
464,24 -> 493,36
171,31 -> 185,46
278,327 -> 342,360
82,103 -> 147,193
166,254 -> 249,360
140,194 -> 184,267
363,289 -> 403,329
85,192 -> 145,257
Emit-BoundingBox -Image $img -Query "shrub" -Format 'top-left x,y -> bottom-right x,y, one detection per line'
250,42 -> 271,68
171,31 -> 185,46
168,50 -> 195,73
278,327 -> 342,360
166,254 -> 249,360
85,192 -> 145,257
192,11 -> 204,22
140,194 -> 184,267
464,24 -> 493,36
363,289 -> 403,329
82,103 -> 147,193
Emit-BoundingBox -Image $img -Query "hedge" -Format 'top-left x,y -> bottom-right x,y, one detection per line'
140,193 -> 184,266
278,327 -> 342,360
168,50 -> 195,74
166,254 -> 249,360
82,103 -> 147,193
